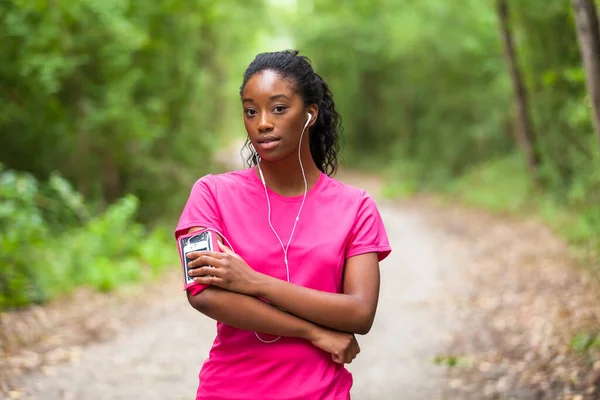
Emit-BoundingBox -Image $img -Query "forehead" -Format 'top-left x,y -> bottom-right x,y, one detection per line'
243,70 -> 298,99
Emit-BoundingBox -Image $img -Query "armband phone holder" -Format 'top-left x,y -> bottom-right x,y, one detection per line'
177,229 -> 219,290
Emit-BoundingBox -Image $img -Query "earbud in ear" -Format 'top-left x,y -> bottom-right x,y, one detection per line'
303,113 -> 313,131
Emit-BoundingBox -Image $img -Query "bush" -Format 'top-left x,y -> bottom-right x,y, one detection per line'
446,153 -> 534,213
384,153 -> 600,272
0,165 -> 173,310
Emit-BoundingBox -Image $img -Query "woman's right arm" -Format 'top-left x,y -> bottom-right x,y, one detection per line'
188,288 -> 359,364
188,286 -> 314,339
182,227 -> 359,363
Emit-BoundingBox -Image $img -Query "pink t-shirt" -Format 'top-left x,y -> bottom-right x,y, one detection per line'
175,168 -> 391,400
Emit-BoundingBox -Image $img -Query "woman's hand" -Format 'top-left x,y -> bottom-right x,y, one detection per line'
308,327 -> 361,364
186,242 -> 262,296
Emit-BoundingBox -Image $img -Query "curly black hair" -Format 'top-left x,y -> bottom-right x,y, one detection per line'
239,50 -> 342,176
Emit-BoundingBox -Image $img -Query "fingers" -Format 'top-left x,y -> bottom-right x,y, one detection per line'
188,253 -> 224,269
192,275 -> 224,287
330,344 -> 359,365
349,337 -> 360,363
345,347 -> 358,364
188,266 -> 220,278
337,350 -> 356,365
186,250 -> 224,261
351,336 -> 360,353
217,241 -> 234,255
344,337 -> 360,364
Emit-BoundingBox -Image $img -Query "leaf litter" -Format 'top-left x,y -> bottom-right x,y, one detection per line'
405,196 -> 600,399
1,181 -> 599,399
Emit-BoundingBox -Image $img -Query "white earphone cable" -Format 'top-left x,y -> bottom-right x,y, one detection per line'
254,114 -> 311,343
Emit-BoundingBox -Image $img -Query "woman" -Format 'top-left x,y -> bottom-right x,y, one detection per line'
175,50 -> 391,400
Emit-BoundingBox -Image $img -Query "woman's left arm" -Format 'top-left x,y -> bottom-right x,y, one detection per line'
259,252 -> 381,335
187,243 -> 380,335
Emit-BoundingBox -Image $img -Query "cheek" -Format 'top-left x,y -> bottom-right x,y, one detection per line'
243,119 -> 253,135
280,119 -> 300,138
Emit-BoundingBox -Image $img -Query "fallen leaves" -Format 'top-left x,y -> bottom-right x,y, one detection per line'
408,196 -> 600,399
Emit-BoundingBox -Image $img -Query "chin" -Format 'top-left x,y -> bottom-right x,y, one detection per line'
257,152 -> 283,162
254,146 -> 284,162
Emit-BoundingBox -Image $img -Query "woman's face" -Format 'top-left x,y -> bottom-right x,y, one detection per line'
242,70 -> 314,162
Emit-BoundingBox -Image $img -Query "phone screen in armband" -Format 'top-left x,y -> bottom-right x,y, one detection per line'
177,230 -> 217,289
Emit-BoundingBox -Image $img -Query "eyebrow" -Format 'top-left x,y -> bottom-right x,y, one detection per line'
242,94 -> 290,103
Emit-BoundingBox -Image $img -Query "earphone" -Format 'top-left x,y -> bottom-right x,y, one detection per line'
256,112 -> 311,186
254,112 -> 312,343
185,114 -> 314,344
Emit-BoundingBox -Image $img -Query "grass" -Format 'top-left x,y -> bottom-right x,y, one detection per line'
385,154 -> 600,357
382,153 -> 600,274
570,331 -> 600,353
1,192 -> 176,310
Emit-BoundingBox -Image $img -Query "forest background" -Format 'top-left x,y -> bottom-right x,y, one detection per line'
1,0 -> 600,310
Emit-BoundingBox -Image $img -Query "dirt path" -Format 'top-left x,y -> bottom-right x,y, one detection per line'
4,163 -> 600,399
5,170 -> 463,400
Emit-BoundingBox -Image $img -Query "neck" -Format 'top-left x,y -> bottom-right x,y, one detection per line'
255,145 -> 321,197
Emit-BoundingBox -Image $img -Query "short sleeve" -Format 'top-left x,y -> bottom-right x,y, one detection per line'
174,175 -> 223,240
174,175 -> 223,295
345,192 -> 391,262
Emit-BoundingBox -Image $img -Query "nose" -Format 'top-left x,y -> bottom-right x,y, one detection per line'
257,112 -> 274,133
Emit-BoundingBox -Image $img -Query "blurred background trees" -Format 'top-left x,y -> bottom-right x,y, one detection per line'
0,0 -> 265,308
0,0 -> 264,222
294,0 -> 600,258
1,0 -> 600,309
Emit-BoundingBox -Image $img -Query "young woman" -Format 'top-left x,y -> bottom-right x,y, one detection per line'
175,50 -> 391,400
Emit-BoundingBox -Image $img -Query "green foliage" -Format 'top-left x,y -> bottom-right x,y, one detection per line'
294,0 -> 600,264
403,152 -> 600,267
433,354 -> 474,368
0,166 -> 173,309
295,0 -> 512,180
0,0 -> 265,223
447,153 -> 534,213
0,1 -> 271,308
570,331 -> 600,353
3,0 -> 600,306
0,166 -> 48,307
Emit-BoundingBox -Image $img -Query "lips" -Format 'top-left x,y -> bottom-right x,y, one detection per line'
257,136 -> 281,151
257,136 -> 280,144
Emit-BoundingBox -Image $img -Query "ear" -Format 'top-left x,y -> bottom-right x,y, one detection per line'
307,104 -> 319,128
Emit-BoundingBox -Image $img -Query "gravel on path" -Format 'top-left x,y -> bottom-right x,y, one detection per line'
9,174 -> 461,400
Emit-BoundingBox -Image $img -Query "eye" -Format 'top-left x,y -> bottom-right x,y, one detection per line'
245,109 -> 257,117
273,105 -> 287,113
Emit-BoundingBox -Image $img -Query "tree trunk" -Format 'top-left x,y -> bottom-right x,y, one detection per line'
74,79 -> 91,198
496,0 -> 540,175
572,0 -> 600,147
99,147 -> 122,204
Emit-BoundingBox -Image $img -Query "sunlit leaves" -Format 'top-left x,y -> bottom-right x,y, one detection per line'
0,0 -> 266,222
294,0 -> 510,177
